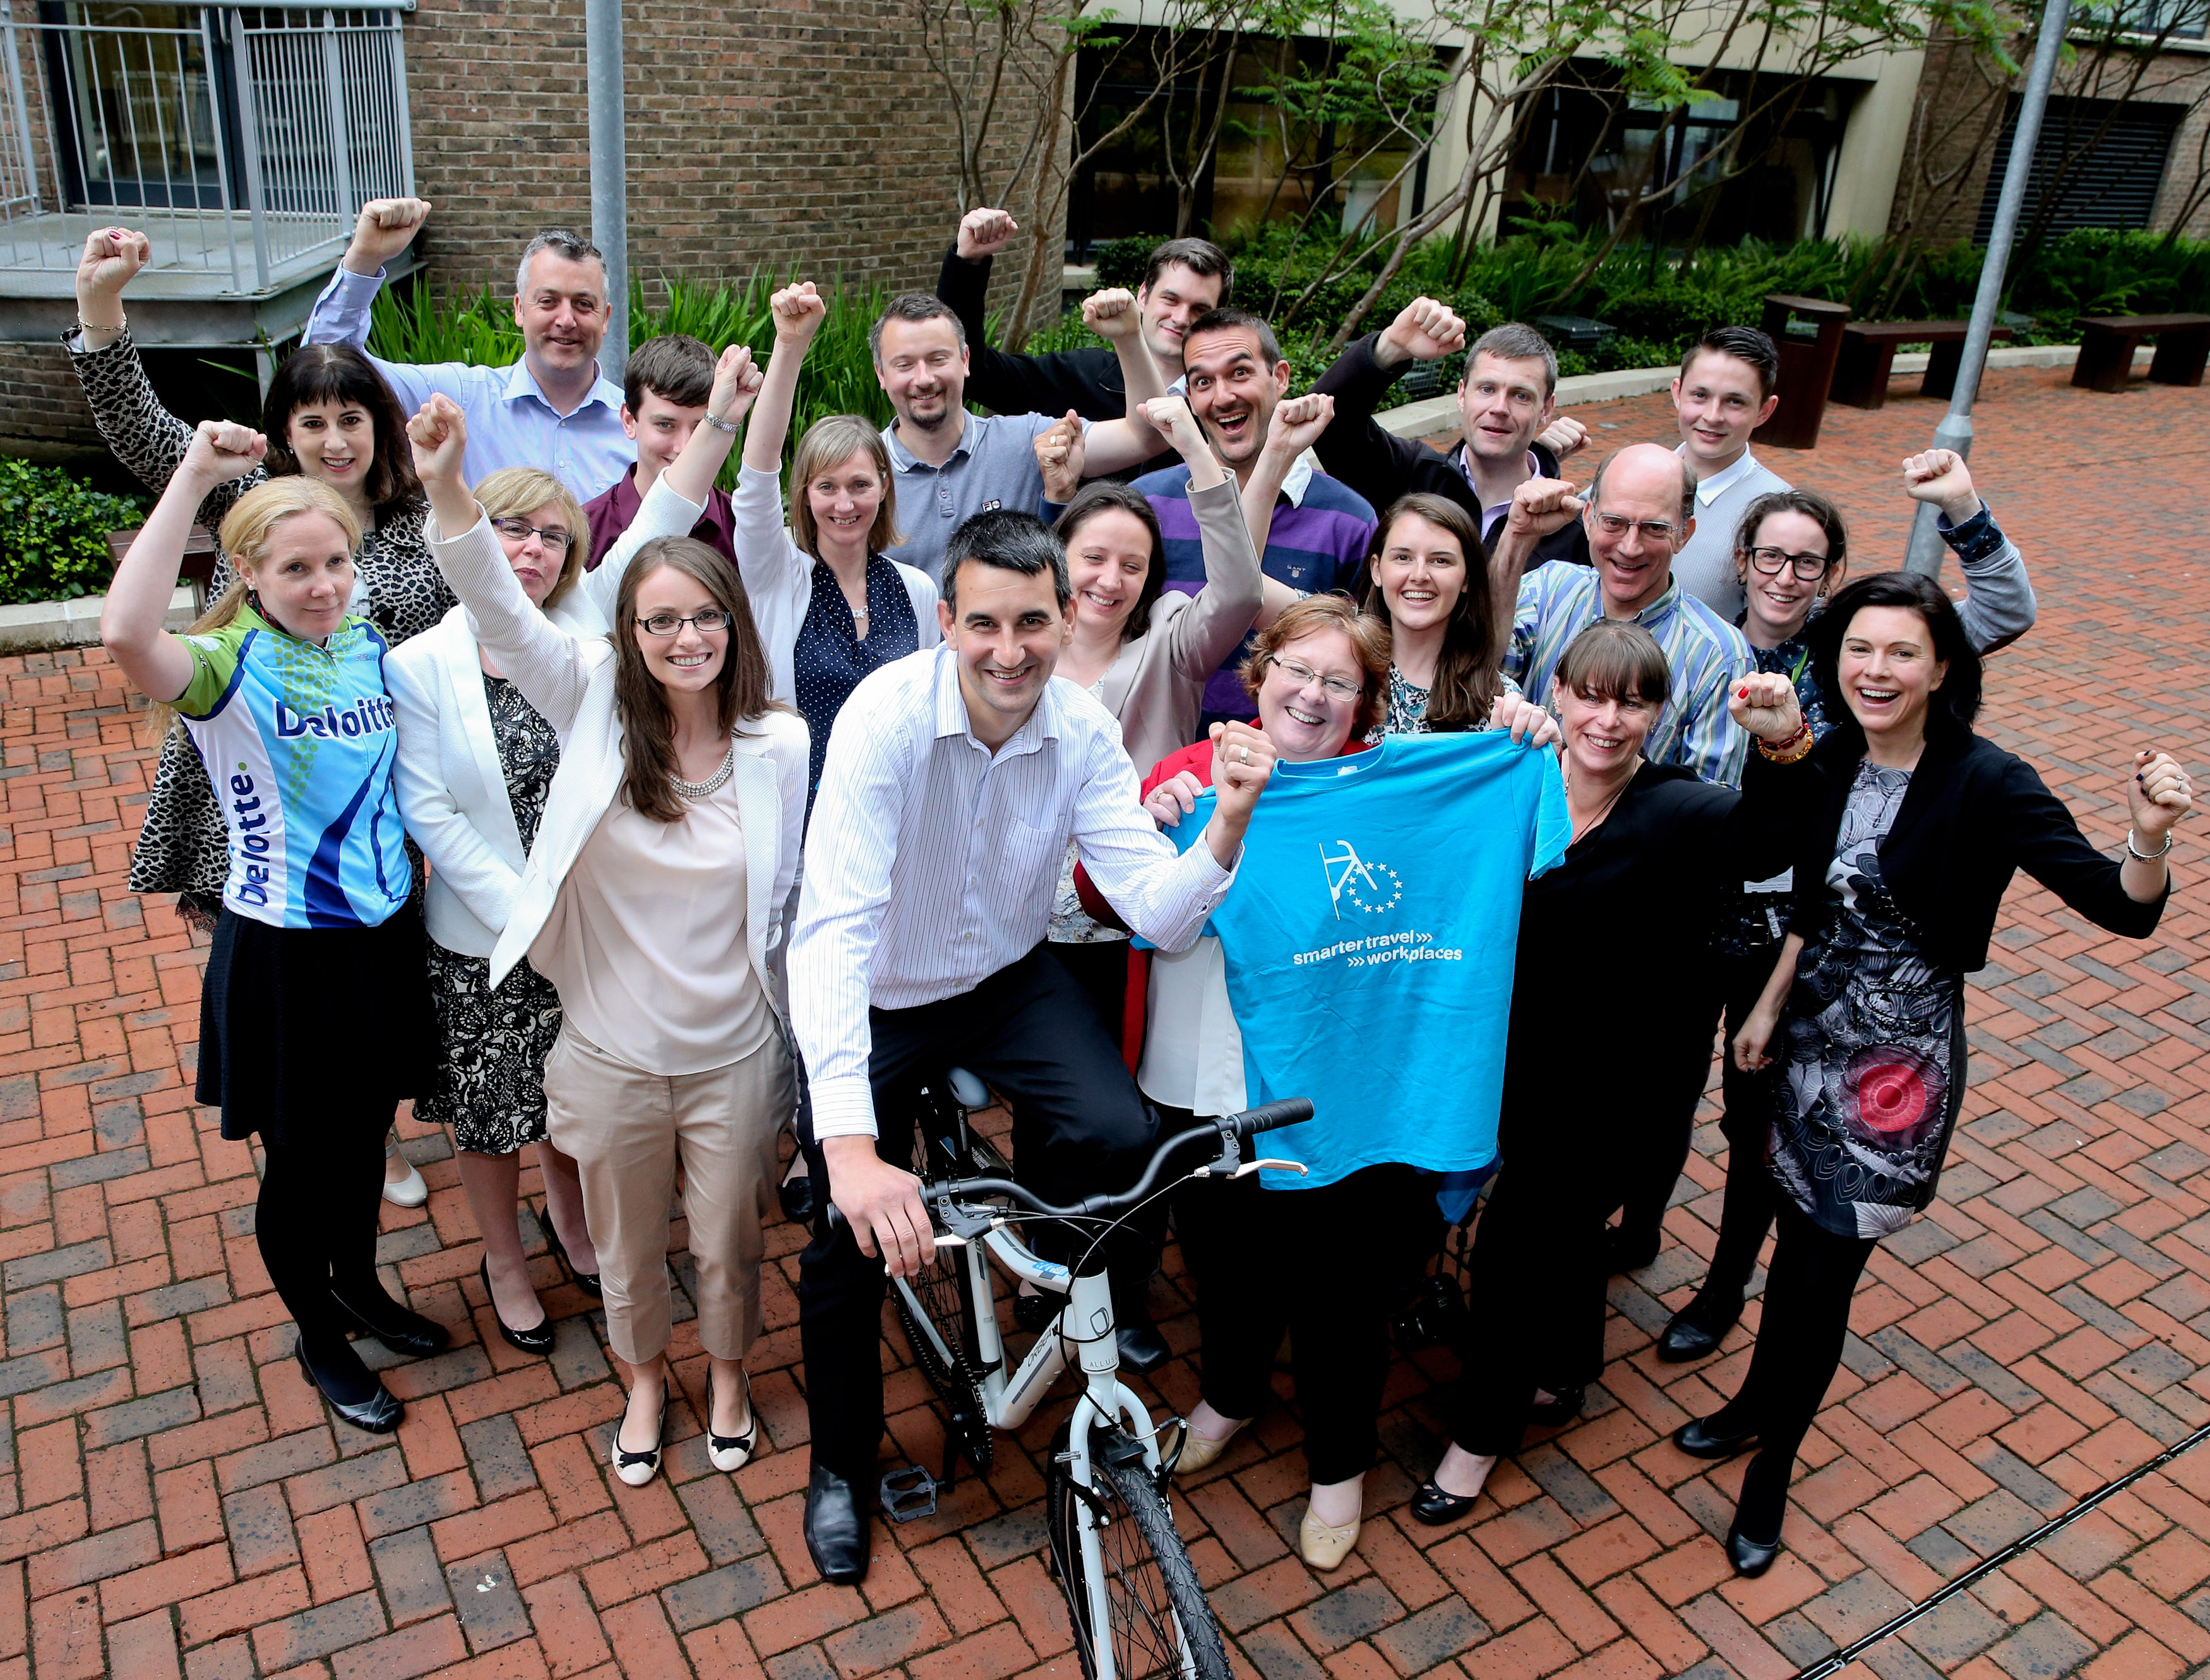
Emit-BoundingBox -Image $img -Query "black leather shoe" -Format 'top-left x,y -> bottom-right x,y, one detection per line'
330,1287 -> 450,1360
1114,1300 -> 1170,1373
1526,1385 -> 1584,1428
779,1157 -> 816,1226
296,1343 -> 402,1434
1726,1522 -> 1781,1577
1658,1296 -> 1743,1362
1012,1289 -> 1058,1334
543,1219 -> 602,1299
1603,1225 -> 1662,1275
804,1463 -> 871,1584
1409,1479 -> 1481,1527
1673,1414 -> 1759,1460
481,1257 -> 554,1355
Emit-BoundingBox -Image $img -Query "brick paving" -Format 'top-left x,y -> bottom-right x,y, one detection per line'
2,364 -> 2207,1679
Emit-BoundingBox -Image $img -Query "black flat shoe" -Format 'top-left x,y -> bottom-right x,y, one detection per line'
1410,1479 -> 1481,1526
804,1463 -> 871,1584
1658,1301 -> 1740,1363
543,1218 -> 602,1300
1526,1385 -> 1584,1427
1726,1522 -> 1781,1577
779,1157 -> 816,1225
1114,1299 -> 1170,1373
1673,1415 -> 1759,1460
480,1256 -> 554,1355
1603,1225 -> 1662,1275
1012,1289 -> 1058,1334
330,1287 -> 450,1360
295,1342 -> 402,1434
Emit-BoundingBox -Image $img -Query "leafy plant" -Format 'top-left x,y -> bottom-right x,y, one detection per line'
0,460 -> 146,605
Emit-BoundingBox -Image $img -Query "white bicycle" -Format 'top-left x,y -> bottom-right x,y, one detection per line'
883,1072 -> 1311,1680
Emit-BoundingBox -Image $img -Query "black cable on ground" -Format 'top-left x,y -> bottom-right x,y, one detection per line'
1789,1419 -> 2210,1680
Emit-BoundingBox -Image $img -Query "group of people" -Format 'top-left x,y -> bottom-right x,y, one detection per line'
78,193 -> 2190,1595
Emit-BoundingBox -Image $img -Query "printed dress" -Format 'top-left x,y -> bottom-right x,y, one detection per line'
1770,760 -> 1966,1239
414,676 -> 566,1153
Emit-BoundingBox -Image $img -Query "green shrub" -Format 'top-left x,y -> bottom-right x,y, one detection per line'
0,460 -> 146,606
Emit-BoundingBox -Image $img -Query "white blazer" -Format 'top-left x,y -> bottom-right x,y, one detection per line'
386,605 -> 532,958
426,509 -> 809,1008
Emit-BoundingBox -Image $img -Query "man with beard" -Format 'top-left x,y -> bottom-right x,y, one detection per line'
1122,307 -> 1373,725
301,200 -> 632,503
873,293 -> 1169,579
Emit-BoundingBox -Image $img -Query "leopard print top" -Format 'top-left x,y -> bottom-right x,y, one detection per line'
70,330 -> 457,905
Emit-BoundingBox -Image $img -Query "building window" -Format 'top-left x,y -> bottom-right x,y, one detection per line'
1973,94 -> 2182,241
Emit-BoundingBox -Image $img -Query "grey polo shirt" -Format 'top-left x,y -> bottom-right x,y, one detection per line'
1670,444 -> 1791,621
881,410 -> 1077,582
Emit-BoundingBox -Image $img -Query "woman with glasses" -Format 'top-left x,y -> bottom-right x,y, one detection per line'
1657,450 -> 2038,1361
388,467 -> 602,1359
410,366 -> 808,1492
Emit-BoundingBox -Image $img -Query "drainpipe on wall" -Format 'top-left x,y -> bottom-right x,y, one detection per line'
586,0 -> 629,389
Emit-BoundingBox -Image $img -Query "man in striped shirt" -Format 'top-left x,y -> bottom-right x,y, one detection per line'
1132,309 -> 1376,724
1493,443 -> 1753,786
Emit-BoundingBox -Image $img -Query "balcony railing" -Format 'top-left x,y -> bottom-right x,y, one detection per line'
0,0 -> 412,293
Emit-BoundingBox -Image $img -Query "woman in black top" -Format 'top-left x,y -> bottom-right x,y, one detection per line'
1412,621 -> 1820,1525
1674,571 -> 2189,1578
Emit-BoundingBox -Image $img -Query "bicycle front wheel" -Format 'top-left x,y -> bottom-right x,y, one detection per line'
1048,1422 -> 1230,1680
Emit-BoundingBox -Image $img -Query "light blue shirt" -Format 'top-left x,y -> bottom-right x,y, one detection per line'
303,265 -> 633,502
1159,733 -> 1570,1189
880,410 -> 1066,583
1504,561 -> 1753,787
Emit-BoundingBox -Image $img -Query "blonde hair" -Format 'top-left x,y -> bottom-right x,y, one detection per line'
149,478 -> 362,739
475,467 -> 588,609
788,415 -> 903,558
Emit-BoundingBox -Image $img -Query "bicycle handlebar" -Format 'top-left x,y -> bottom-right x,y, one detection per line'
822,1098 -> 1313,1236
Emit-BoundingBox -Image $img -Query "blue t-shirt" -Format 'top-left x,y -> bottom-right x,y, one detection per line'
1160,732 -> 1569,1189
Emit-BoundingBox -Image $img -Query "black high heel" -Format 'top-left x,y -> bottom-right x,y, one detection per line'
1410,1479 -> 1481,1526
295,1342 -> 402,1434
480,1256 -> 554,1355
1726,1522 -> 1781,1577
779,1153 -> 816,1225
542,1214 -> 602,1299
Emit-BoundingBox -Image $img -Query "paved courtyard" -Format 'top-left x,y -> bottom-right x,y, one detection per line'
3,364 -> 2209,1679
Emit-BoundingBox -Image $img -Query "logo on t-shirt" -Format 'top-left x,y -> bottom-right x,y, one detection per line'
1320,840 -> 1403,917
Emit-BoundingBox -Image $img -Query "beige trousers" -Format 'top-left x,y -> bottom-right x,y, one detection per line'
543,1024 -> 790,1366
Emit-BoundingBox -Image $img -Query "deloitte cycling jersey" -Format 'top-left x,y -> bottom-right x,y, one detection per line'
1161,732 -> 1569,1188
173,605 -> 410,930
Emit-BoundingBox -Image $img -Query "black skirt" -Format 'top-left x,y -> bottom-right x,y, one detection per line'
197,904 -> 438,1145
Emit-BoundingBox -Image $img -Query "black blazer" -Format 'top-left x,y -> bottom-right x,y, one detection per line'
1311,333 -> 1591,572
1788,722 -> 2168,975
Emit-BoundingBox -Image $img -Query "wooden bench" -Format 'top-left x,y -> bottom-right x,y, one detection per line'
1830,321 -> 2017,410
109,525 -> 219,614
2072,313 -> 2210,393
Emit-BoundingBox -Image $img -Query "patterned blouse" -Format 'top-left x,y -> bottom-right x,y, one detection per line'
69,330 -> 455,905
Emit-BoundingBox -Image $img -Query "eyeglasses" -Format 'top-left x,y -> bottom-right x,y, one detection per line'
1746,545 -> 1831,581
491,517 -> 575,554
1269,655 -> 1363,701
1592,512 -> 1683,544
635,610 -> 732,636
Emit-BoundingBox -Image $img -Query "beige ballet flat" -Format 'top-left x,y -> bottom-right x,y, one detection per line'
1173,1416 -> 1248,1475
1299,1508 -> 1361,1571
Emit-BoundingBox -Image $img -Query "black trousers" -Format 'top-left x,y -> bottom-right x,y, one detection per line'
1448,1056 -> 1705,1457
1683,948 -> 1789,1316
1048,938 -> 1130,1052
1173,1138 -> 1436,1486
1707,1194 -> 1875,1539
257,1113 -> 390,1363
797,945 -> 1159,1482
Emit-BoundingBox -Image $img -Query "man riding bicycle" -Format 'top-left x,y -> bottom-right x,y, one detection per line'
788,509 -> 1277,1584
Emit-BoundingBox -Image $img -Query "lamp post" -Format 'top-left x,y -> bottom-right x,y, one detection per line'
585,0 -> 628,387
1905,0 -> 2072,575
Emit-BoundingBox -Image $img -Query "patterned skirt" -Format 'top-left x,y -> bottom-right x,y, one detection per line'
415,941 -> 565,1154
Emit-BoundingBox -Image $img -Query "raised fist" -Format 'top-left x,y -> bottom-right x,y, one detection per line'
407,394 -> 468,487
348,198 -> 431,270
1083,288 -> 1141,342
1378,297 -> 1466,368
1034,411 -> 1085,503
770,282 -> 826,345
1264,391 -> 1334,459
76,228 -> 150,301
1901,448 -> 1980,526
956,208 -> 1019,262
182,420 -> 267,485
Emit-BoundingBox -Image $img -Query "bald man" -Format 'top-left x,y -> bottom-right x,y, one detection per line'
1491,443 -> 1752,787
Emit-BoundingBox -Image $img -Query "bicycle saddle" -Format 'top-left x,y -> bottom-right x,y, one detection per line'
946,1067 -> 991,1112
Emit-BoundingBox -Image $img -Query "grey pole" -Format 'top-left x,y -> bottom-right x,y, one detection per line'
586,0 -> 629,388
1905,0 -> 2070,575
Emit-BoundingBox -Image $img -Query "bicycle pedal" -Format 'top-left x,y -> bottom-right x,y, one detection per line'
880,1465 -> 938,1523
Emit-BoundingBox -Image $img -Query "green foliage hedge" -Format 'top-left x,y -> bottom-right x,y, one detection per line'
0,460 -> 146,607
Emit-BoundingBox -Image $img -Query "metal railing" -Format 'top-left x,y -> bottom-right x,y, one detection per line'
0,1 -> 411,289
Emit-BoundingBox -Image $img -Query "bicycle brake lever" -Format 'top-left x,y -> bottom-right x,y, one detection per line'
1229,1159 -> 1306,1179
